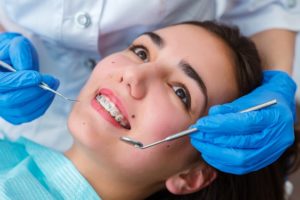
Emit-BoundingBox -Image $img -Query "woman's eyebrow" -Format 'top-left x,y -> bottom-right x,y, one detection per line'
179,60 -> 208,111
142,32 -> 165,48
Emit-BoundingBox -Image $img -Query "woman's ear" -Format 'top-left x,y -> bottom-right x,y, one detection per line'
165,161 -> 217,195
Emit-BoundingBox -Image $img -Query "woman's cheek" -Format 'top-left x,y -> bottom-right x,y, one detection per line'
138,106 -> 189,142
99,53 -> 135,69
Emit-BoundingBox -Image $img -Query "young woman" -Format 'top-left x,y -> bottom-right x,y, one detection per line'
0,21 -> 298,200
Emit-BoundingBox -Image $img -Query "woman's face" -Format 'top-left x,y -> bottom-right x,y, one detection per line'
68,24 -> 238,185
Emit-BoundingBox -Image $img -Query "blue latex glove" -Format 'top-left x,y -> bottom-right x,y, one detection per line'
190,70 -> 296,175
0,32 -> 59,124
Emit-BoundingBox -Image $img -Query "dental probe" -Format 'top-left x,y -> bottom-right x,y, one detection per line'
120,99 -> 277,149
0,60 -> 79,102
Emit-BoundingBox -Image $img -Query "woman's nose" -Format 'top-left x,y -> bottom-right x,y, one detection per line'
121,64 -> 159,99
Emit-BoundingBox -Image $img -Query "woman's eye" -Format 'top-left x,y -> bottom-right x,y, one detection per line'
172,85 -> 191,109
129,45 -> 149,62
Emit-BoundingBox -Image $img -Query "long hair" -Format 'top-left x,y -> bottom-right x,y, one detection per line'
146,21 -> 300,200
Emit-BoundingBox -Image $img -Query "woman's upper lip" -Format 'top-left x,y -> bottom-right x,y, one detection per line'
98,88 -> 130,122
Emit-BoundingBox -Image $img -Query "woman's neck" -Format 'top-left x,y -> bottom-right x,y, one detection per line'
65,144 -> 162,200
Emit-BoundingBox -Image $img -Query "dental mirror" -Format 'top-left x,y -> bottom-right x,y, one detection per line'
120,99 -> 277,149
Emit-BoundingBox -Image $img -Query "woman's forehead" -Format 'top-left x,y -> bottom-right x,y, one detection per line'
148,24 -> 232,63
155,24 -> 216,45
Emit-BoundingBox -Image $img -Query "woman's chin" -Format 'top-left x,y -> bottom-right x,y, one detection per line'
67,109 -> 113,151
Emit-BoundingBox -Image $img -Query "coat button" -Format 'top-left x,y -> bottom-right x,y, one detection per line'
287,0 -> 297,8
75,12 -> 91,28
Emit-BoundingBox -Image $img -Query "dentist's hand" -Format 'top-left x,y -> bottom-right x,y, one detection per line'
190,70 -> 296,175
0,32 -> 59,124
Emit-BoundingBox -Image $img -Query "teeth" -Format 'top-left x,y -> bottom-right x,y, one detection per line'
97,95 -> 119,116
115,114 -> 123,122
111,110 -> 119,117
96,94 -> 129,128
120,121 -> 127,127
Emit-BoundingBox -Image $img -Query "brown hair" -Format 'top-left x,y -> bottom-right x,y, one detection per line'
146,21 -> 300,200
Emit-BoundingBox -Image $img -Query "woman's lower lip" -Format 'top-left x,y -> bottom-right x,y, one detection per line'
91,99 -> 123,129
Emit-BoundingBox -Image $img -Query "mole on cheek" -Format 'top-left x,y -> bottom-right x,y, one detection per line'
131,115 -> 135,119
111,61 -> 115,64
82,122 -> 86,126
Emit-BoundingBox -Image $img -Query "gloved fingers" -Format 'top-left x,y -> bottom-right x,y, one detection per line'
190,129 -> 273,149
0,71 -> 59,93
1,89 -> 56,120
0,32 -> 21,41
9,36 -> 39,71
189,71 -> 297,174
0,87 -> 42,107
190,113 -> 293,148
191,139 -> 253,167
1,94 -> 56,125
202,155 -> 253,175
263,71 -> 297,95
191,139 -> 268,174
203,154 -> 260,175
192,109 -> 278,135
0,87 -> 55,115
0,74 -> 59,106
208,96 -> 275,115
0,32 -> 38,71
0,75 -> 58,124
0,70 -> 41,92
203,142 -> 287,175
0,33 -> 20,68
41,74 -> 60,90
0,33 -> 21,55
208,104 -> 235,115
0,58 -> 12,72
291,101 -> 297,121
191,132 -> 293,174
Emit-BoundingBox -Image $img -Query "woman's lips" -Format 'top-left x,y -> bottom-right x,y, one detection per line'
100,88 -> 130,120
91,98 -> 123,129
91,88 -> 131,129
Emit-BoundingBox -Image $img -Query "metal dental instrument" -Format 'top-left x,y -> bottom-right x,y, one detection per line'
0,60 -> 79,102
120,99 -> 277,149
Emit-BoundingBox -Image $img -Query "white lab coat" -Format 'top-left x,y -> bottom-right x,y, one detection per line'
0,0 -> 299,151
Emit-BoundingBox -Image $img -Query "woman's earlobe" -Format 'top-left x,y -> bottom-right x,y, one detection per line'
165,162 -> 217,195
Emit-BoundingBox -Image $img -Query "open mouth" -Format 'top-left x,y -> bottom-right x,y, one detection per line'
95,93 -> 131,130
